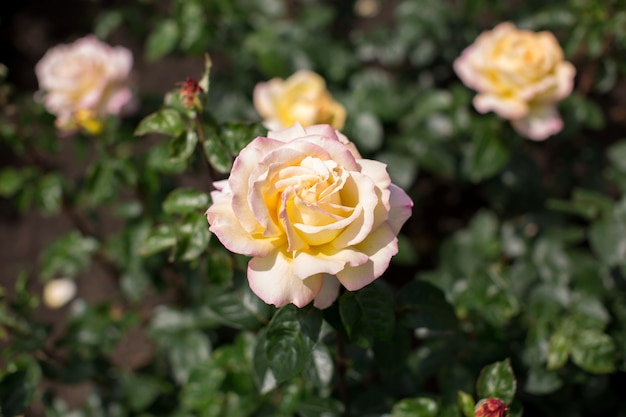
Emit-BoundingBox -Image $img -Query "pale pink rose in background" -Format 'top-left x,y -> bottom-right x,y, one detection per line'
206,123 -> 413,308
453,22 -> 576,141
43,278 -> 77,309
253,70 -> 346,131
35,35 -> 134,134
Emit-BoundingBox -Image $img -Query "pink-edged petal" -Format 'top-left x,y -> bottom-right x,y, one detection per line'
229,136 -> 283,233
206,193 -> 281,257
553,61 -> 576,101
511,105 -> 563,141
387,184 -> 413,234
336,223 -> 398,291
473,94 -> 528,119
248,251 -> 323,307
254,78 -> 283,119
302,124 -> 340,141
313,275 -> 341,309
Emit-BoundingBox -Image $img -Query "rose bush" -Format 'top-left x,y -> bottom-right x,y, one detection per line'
206,123 -> 413,308
253,69 -> 346,131
35,35 -> 134,134
453,22 -> 575,140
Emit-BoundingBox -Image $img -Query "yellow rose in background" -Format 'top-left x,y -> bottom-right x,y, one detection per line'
253,70 -> 346,131
454,22 -> 575,141
35,35 -> 134,134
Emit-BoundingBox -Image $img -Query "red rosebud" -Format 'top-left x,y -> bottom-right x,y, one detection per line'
179,77 -> 203,109
474,398 -> 508,417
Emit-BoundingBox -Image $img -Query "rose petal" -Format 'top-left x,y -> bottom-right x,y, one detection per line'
313,275 -> 341,309
248,251 -> 323,307
511,104 -> 563,141
336,223 -> 398,291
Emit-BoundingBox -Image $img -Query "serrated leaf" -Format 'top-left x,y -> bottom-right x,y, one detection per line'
264,305 -> 322,383
135,108 -> 185,137
169,129 -> 198,163
339,282 -> 395,346
476,358 -> 516,405
162,188 -> 210,215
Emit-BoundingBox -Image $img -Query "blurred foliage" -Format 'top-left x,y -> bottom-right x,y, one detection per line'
3,0 -> 626,416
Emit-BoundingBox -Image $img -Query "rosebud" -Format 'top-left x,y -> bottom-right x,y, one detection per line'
179,77 -> 203,109
475,398 -> 508,417
43,278 -> 77,309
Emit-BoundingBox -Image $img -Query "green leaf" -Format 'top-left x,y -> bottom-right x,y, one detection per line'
145,19 -> 179,61
339,282 -> 395,346
140,224 -> 177,256
170,212 -> 211,261
546,331 -> 570,370
135,109 -> 185,137
36,173 -> 63,215
608,139 -> 626,172
0,360 -> 41,417
39,231 -> 99,280
589,215 -> 626,266
162,188 -> 210,215
570,330 -> 616,374
264,305 -> 322,383
351,112 -> 383,152
457,391 -> 475,417
396,280 -> 458,332
391,397 -> 439,417
463,127 -> 510,183
476,358 -> 516,405
0,168 -> 26,197
523,367 -> 562,395
180,361 -> 226,411
296,397 -> 343,417
197,286 -> 271,330
167,330 -> 212,384
169,129 -> 198,163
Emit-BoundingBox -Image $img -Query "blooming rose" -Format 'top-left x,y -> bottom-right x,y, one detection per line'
454,22 -> 575,141
206,123 -> 413,308
35,35 -> 134,134
253,70 -> 346,131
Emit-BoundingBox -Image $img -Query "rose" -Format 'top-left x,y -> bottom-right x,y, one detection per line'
454,22 -> 575,141
35,35 -> 134,134
474,398 -> 508,417
206,123 -> 413,308
253,70 -> 346,131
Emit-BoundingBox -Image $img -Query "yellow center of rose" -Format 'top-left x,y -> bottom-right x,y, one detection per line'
256,156 -> 355,252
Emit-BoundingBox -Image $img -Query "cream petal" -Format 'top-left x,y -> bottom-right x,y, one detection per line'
332,172 -> 379,247
291,247 -> 369,280
336,223 -> 398,291
248,251 -> 323,307
387,184 -> 413,234
313,275 -> 341,309
511,105 -> 563,141
206,193 -> 280,257
267,122 -> 308,142
473,94 -> 528,119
